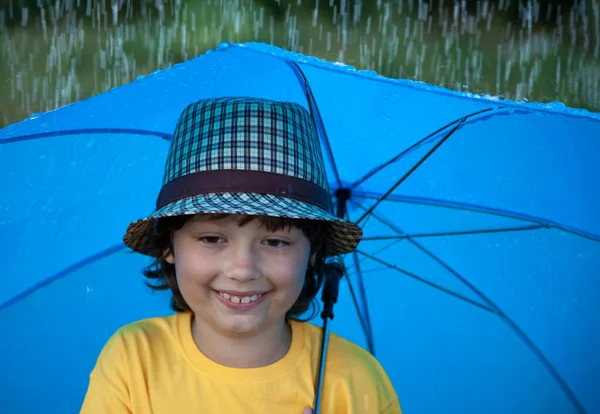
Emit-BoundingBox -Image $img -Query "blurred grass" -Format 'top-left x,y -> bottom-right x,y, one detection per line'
1,0 -> 599,128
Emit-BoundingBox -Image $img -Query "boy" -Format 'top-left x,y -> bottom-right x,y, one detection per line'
81,96 -> 402,413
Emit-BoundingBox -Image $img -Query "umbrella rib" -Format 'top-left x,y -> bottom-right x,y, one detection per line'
350,107 -> 498,189
351,196 -> 546,241
353,192 -> 600,243
361,224 -> 546,240
338,200 -> 376,354
232,42 -> 600,125
355,116 -> 467,225
350,202 -> 587,413
0,128 -> 173,144
345,198 -> 406,272
345,199 -> 415,271
286,60 -> 343,189
355,250 -> 495,313
351,183 -> 587,413
0,244 -> 126,312
340,258 -> 375,355
411,240 -> 587,414
350,251 -> 375,354
285,59 -> 377,354
350,199 -> 405,235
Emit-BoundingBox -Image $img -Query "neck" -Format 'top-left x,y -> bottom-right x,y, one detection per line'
191,317 -> 293,368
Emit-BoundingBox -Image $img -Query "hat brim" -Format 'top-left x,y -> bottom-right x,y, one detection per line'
123,192 -> 363,257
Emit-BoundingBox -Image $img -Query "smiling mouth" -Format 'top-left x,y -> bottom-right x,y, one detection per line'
216,291 -> 265,304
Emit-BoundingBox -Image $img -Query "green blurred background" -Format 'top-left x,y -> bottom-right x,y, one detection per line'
1,0 -> 598,128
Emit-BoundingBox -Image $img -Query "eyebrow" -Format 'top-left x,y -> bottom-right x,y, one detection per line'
187,219 -> 230,228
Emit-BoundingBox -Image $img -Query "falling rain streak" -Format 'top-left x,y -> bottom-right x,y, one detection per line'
1,0 -> 599,127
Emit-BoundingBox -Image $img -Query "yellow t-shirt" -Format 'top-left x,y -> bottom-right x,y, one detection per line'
81,312 -> 401,414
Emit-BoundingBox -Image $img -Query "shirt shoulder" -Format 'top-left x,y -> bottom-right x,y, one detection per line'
93,313 -> 182,371
301,322 -> 402,413
111,314 -> 179,343
81,314 -> 185,413
301,321 -> 388,380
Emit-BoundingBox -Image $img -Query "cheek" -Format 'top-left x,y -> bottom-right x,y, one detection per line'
173,255 -> 213,294
271,256 -> 309,292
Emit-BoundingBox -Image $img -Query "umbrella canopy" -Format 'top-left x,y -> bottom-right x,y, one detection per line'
1,41 -> 599,414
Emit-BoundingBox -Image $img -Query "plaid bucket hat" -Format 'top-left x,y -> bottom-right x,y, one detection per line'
123,96 -> 363,257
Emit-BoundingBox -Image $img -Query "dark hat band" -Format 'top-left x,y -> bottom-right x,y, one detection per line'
156,170 -> 333,213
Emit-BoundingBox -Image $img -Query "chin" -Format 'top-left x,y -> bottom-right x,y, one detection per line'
218,315 -> 271,336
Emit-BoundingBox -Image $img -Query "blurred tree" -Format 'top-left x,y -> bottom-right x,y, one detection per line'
0,0 -> 588,28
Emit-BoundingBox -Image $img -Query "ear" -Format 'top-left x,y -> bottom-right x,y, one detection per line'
164,248 -> 175,264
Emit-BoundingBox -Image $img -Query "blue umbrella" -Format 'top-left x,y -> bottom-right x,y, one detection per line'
1,42 -> 599,414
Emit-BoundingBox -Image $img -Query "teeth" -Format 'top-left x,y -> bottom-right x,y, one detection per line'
219,292 -> 263,304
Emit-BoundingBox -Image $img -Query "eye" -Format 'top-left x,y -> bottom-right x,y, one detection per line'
264,239 -> 290,248
199,236 -> 224,244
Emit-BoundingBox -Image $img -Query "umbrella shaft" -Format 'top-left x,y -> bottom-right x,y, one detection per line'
314,317 -> 332,413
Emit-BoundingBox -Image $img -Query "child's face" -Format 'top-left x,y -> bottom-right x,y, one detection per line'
165,214 -> 312,337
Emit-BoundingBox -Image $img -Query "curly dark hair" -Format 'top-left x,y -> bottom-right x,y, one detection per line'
142,213 -> 330,321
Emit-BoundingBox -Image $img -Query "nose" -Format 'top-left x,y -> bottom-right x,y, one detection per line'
223,242 -> 261,282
